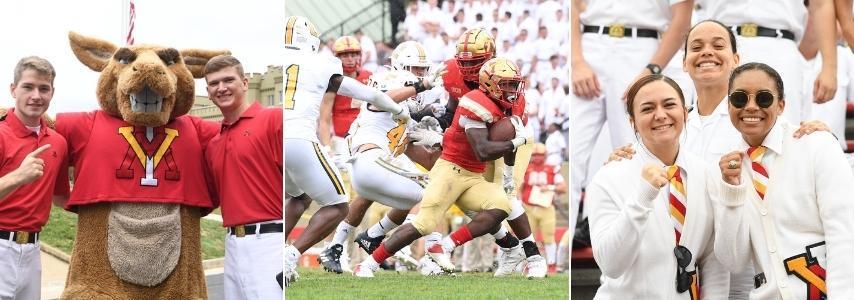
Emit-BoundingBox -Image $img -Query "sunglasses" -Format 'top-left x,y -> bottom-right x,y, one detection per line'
674,245 -> 693,293
729,90 -> 775,109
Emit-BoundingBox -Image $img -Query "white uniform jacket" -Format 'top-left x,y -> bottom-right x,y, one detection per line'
589,144 -> 729,299
713,121 -> 854,299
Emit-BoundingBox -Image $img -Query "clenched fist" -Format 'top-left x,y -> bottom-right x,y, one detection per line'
719,151 -> 744,185
641,164 -> 668,189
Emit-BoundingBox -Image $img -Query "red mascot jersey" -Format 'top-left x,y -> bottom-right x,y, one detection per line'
521,164 -> 560,206
332,69 -> 372,137
56,111 -> 219,209
442,58 -> 528,124
441,89 -> 524,173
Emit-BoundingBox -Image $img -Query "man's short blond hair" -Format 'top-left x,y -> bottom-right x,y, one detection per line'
204,55 -> 245,79
14,56 -> 56,85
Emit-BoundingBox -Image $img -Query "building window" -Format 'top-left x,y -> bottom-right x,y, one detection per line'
268,95 -> 275,106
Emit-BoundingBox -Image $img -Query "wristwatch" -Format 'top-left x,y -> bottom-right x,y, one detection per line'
646,63 -> 662,75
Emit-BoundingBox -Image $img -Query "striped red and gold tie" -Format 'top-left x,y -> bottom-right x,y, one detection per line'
667,165 -> 687,243
747,146 -> 769,200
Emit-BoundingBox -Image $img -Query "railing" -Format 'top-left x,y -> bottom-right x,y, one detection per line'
319,0 -> 389,43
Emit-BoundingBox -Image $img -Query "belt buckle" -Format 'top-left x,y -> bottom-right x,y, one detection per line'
741,23 -> 758,37
235,225 -> 246,237
15,231 -> 29,244
608,24 -> 625,38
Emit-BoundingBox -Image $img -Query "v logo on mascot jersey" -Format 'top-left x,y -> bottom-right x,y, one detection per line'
784,241 -> 827,300
116,126 -> 180,186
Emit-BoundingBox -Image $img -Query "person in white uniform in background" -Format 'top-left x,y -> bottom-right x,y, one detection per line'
589,75 -> 728,299
703,0 -> 838,125
800,15 -> 852,150
569,0 -> 694,246
715,62 -> 854,299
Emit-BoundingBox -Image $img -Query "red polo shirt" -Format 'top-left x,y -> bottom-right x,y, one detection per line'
205,102 -> 283,227
0,109 -> 69,232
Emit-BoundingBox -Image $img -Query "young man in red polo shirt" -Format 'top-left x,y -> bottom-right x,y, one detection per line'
203,55 -> 283,298
0,56 -> 69,300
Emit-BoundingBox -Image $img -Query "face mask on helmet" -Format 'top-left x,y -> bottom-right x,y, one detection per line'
455,29 -> 496,83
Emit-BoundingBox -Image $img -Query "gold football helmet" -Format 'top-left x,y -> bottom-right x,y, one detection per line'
284,16 -> 320,53
455,28 -> 496,82
478,57 -> 523,110
333,36 -> 362,73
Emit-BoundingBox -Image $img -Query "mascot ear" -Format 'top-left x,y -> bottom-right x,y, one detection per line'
69,31 -> 118,72
180,49 -> 231,79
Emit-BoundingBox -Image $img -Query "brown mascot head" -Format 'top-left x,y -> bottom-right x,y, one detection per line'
69,31 -> 229,127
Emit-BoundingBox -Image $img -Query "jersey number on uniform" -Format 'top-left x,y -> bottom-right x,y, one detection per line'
284,64 -> 299,110
527,171 -> 549,186
387,121 -> 407,156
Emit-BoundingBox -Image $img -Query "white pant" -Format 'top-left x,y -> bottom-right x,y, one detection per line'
284,138 -> 348,206
349,148 -> 424,210
737,36 -> 806,124
0,239 -> 40,300
224,223 -> 283,300
569,33 -> 657,242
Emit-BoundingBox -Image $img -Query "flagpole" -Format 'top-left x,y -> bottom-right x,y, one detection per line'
121,0 -> 128,45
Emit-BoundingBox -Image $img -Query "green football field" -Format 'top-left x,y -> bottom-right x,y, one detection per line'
285,268 -> 569,299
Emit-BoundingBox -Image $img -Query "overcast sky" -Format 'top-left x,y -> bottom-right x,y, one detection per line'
0,0 -> 283,114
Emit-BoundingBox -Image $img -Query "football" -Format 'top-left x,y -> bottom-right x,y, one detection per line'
488,117 -> 516,141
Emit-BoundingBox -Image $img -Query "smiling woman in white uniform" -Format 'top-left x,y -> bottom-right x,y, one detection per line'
588,75 -> 728,299
715,63 -> 854,299
703,0 -> 838,124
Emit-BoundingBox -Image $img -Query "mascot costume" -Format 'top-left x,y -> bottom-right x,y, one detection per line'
55,32 -> 225,299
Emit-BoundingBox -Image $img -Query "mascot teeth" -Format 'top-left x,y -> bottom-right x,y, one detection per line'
130,86 -> 163,113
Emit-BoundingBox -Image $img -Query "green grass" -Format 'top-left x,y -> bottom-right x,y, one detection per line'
40,206 -> 226,260
40,206 -> 78,254
200,218 -> 226,259
285,268 -> 569,299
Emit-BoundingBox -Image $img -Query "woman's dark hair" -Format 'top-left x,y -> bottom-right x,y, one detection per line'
625,74 -> 686,118
728,62 -> 785,100
683,20 -> 737,60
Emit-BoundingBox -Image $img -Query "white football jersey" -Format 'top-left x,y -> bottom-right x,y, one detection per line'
283,49 -> 343,142
349,70 -> 418,156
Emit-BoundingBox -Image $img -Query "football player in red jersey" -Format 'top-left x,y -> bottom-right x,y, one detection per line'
520,143 -> 567,273
318,35 -> 373,157
354,58 -> 539,277
410,27 -> 547,277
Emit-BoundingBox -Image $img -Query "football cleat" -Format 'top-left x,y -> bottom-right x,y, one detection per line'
419,256 -> 445,276
494,244 -> 526,277
318,244 -> 344,274
426,244 -> 455,273
354,259 -> 379,278
524,255 -> 548,279
283,249 -> 300,286
355,231 -> 384,254
394,246 -> 419,270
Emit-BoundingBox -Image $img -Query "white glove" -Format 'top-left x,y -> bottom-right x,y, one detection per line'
414,116 -> 441,133
429,103 -> 446,118
423,63 -> 447,90
409,127 -> 444,147
509,116 -> 528,149
392,104 -> 411,124
502,166 -> 514,194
